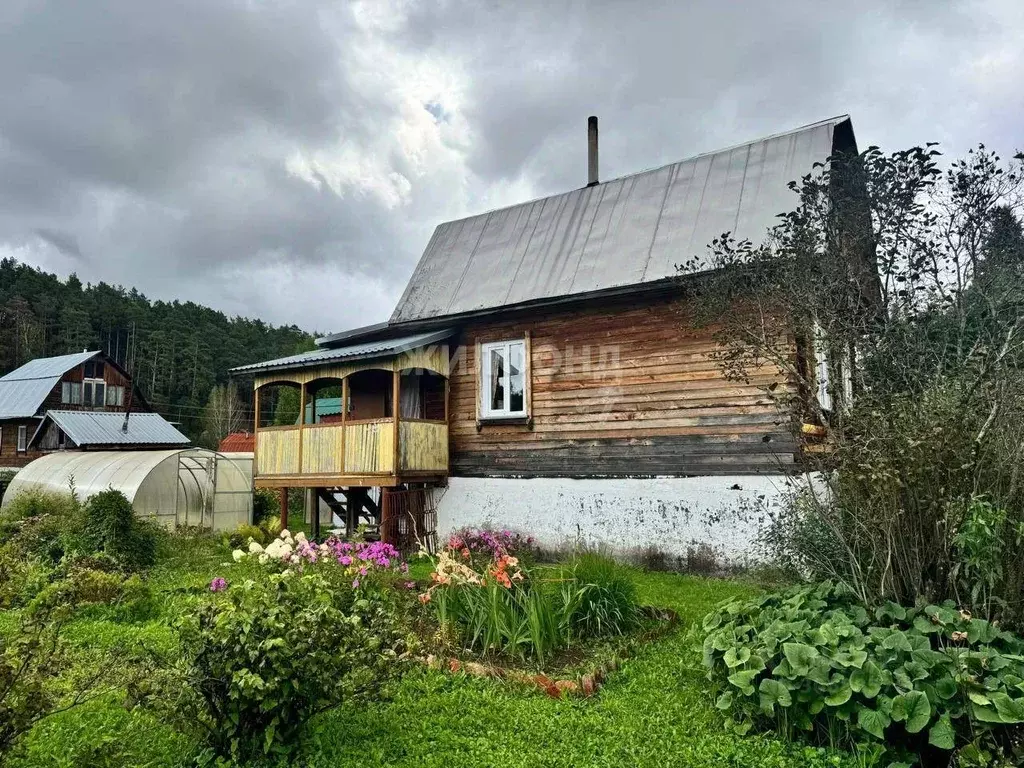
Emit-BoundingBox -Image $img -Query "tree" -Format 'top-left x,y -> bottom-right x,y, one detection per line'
201,383 -> 245,449
683,142 -> 1024,624
273,386 -> 301,426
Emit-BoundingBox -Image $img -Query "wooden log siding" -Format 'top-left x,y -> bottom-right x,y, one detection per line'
447,296 -> 799,478
399,421 -> 448,471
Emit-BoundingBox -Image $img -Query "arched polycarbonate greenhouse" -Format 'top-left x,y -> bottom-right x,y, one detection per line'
1,449 -> 252,531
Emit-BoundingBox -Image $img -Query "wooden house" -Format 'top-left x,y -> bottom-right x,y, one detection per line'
234,116 -> 866,559
0,350 -> 152,468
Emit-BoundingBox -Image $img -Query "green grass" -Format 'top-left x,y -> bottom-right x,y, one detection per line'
3,541 -> 856,768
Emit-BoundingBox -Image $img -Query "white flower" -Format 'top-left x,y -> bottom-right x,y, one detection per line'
232,549 -> 245,562
295,531 -> 307,543
258,553 -> 269,564
248,541 -> 264,554
279,529 -> 291,539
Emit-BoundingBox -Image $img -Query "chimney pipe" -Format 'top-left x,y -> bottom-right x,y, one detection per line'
587,115 -> 599,186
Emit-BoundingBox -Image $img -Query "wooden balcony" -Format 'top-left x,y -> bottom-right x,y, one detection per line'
254,418 -> 448,487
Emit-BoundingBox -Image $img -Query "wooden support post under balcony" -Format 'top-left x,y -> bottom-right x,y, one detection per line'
280,486 -> 289,529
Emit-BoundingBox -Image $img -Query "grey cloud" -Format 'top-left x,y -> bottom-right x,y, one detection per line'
0,0 -> 1021,334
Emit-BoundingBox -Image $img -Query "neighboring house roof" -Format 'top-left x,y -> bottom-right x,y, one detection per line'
219,432 -> 255,453
229,328 -> 455,375
304,397 -> 343,422
391,116 -> 855,323
31,410 -> 190,448
0,350 -> 100,419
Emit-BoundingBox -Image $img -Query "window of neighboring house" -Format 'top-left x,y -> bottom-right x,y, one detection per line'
82,361 -> 106,407
17,425 -> 27,453
480,339 -> 527,419
105,385 -> 125,407
61,381 -> 83,404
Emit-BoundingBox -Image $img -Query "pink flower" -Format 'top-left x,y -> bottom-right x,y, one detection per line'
404,581 -> 416,589
352,578 -> 360,589
339,555 -> 353,566
209,577 -> 227,593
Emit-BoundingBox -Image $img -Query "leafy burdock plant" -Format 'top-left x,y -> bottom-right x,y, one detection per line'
701,582 -> 1024,766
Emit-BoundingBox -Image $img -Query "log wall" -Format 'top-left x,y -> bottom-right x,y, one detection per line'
447,295 -> 798,477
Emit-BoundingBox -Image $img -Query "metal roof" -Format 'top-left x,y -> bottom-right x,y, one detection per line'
230,328 -> 454,375
33,410 -> 191,447
391,116 -> 852,323
0,350 -> 100,419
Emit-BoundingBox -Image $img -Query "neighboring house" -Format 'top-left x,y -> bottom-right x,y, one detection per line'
232,116 -> 868,559
218,432 -> 255,453
29,411 -> 190,452
0,350 -> 151,468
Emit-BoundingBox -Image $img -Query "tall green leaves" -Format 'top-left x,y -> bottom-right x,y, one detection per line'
701,582 -> 1024,762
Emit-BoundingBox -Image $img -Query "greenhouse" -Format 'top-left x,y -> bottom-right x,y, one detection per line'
0,448 -> 252,531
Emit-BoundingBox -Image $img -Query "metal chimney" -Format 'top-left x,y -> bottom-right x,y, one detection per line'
587,116 -> 599,186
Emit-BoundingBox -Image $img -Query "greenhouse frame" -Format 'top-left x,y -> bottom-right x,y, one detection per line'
1,448 -> 252,531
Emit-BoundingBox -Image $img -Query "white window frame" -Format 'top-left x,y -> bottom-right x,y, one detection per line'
17,425 -> 27,453
105,385 -> 124,407
62,381 -> 83,405
480,339 -> 528,419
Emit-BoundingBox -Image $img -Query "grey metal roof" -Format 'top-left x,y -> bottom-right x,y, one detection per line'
0,350 -> 100,419
230,328 -> 454,375
391,116 -> 852,323
33,410 -> 190,447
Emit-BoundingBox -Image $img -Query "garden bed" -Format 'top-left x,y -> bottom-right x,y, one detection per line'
419,605 -> 679,698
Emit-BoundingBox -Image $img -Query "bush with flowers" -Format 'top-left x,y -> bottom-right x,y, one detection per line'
420,535 -> 642,665
154,533 -> 410,762
445,526 -> 539,570
231,529 -> 411,593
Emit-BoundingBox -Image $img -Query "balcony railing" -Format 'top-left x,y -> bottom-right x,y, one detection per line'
254,418 -> 448,480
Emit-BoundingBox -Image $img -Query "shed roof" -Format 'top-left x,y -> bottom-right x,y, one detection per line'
391,116 -> 854,323
0,350 -> 100,419
32,410 -> 190,448
229,328 -> 454,375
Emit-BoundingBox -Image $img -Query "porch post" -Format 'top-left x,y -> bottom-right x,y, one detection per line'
297,382 -> 306,474
392,367 -> 401,475
280,487 -> 289,529
340,377 -> 348,474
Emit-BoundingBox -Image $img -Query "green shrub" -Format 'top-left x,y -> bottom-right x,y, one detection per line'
224,522 -> 270,549
252,488 -> 279,526
563,553 -> 642,637
158,569 -> 405,762
0,490 -> 80,562
78,489 -> 160,571
702,582 -> 1024,765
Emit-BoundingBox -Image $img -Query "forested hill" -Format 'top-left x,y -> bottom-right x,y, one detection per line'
0,258 -> 315,439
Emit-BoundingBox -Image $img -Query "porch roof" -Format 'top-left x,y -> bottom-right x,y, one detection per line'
229,328 -> 454,375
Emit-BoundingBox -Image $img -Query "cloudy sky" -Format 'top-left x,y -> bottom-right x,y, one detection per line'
1,0 -> 1021,334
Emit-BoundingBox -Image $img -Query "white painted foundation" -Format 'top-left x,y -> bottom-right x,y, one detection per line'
435,475 -> 804,565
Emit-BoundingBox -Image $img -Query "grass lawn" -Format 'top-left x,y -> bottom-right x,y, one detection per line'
5,538 -> 855,768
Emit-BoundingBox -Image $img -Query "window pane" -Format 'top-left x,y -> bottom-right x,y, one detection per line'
84,362 -> 93,378
95,362 -> 105,378
17,426 -> 26,451
117,386 -> 124,406
489,347 -> 506,412
62,382 -> 71,403
509,342 -> 525,413
73,383 -> 82,405
83,382 -> 93,405
95,383 -> 105,406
